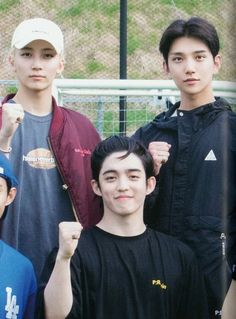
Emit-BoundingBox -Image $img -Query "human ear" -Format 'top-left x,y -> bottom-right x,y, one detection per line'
91,179 -> 102,197
8,52 -> 16,72
163,60 -> 170,75
146,176 -> 156,195
56,56 -> 65,75
213,54 -> 222,74
5,187 -> 17,206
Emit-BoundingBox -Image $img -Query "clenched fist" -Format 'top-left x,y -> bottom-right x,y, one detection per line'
148,141 -> 171,175
0,103 -> 24,139
57,222 -> 83,260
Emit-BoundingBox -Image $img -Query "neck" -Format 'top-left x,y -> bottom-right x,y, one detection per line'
14,87 -> 53,116
179,91 -> 215,111
97,212 -> 146,237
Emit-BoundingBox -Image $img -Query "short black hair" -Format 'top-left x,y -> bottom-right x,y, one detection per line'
91,135 -> 155,182
159,17 -> 220,64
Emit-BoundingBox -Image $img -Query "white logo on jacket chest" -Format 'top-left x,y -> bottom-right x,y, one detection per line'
5,287 -> 19,319
205,150 -> 217,161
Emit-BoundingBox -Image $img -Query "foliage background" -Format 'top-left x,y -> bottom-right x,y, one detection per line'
0,0 -> 235,81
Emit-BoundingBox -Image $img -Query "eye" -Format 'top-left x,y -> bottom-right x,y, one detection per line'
21,52 -> 31,57
105,175 -> 116,182
129,174 -> 140,180
196,55 -> 206,61
172,56 -> 182,63
43,53 -> 55,59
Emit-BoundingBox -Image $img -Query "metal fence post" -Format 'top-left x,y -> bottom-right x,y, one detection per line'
119,0 -> 127,136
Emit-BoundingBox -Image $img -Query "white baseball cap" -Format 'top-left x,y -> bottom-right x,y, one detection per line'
11,18 -> 64,54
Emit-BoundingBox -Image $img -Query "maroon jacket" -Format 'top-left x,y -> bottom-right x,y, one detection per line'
0,94 -> 102,228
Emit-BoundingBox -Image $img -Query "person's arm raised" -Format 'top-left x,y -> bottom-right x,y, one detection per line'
44,222 -> 82,319
0,103 -> 24,156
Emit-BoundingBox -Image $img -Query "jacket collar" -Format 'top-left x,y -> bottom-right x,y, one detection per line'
151,97 -> 232,132
167,97 -> 231,118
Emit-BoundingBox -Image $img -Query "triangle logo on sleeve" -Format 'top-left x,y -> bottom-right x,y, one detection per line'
204,150 -> 217,161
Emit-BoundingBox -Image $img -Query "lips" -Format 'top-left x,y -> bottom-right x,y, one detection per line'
184,78 -> 199,84
29,75 -> 46,79
115,195 -> 133,200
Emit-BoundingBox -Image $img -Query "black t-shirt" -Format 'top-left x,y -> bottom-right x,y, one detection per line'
37,227 -> 209,319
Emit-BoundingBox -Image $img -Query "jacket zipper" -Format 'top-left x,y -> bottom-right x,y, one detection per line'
220,232 -> 226,257
47,137 -> 79,222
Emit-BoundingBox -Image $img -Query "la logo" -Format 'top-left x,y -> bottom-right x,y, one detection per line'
5,287 -> 19,319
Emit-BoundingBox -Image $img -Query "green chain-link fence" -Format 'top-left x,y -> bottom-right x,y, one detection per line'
0,0 -> 235,136
0,0 -> 235,81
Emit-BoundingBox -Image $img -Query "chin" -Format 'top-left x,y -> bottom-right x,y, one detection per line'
30,85 -> 50,92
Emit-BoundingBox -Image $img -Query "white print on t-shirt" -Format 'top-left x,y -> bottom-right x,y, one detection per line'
4,287 -> 19,319
22,148 -> 56,170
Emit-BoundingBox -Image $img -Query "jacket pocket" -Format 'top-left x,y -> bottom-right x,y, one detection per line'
183,216 -> 231,274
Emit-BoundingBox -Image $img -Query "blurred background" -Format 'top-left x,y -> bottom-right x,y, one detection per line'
0,0 -> 235,136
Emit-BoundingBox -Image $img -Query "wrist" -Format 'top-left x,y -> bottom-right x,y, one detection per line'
0,146 -> 12,153
56,251 -> 72,262
0,132 -> 13,153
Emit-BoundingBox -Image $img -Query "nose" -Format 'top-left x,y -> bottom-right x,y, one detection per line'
184,58 -> 196,74
117,176 -> 129,191
31,56 -> 42,70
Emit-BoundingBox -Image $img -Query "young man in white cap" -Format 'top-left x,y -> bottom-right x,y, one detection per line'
0,154 -> 37,318
0,18 -> 102,283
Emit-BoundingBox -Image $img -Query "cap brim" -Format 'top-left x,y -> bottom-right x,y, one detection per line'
0,173 -> 18,189
13,34 -> 61,54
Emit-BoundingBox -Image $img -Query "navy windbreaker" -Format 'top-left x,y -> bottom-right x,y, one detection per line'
133,97 -> 236,318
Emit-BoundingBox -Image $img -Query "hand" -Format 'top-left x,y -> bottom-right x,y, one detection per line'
57,222 -> 83,260
148,141 -> 171,175
0,103 -> 24,139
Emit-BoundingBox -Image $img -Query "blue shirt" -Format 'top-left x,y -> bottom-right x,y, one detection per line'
0,240 -> 37,319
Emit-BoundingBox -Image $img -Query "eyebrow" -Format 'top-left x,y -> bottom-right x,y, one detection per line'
102,168 -> 142,175
21,46 -> 55,51
169,50 -> 207,56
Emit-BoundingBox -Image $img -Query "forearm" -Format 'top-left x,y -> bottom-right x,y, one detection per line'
0,102 -> 25,152
44,255 -> 74,319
